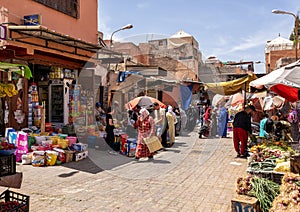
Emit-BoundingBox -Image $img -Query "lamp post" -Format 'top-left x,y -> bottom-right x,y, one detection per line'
109,24 -> 133,48
272,9 -> 299,60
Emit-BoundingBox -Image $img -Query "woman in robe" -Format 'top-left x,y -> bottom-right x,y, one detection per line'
135,108 -> 156,160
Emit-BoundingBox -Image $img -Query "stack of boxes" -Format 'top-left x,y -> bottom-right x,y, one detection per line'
28,83 -> 39,127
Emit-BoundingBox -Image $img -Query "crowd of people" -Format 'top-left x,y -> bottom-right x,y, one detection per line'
95,96 -> 300,161
197,98 -> 300,159
95,100 -> 180,161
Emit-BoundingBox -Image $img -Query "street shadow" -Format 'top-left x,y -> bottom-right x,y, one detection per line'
61,157 -> 104,174
57,171 -> 80,178
171,142 -> 188,148
150,159 -> 171,164
163,149 -> 181,153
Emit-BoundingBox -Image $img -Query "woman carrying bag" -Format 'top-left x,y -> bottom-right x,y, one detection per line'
135,108 -> 156,160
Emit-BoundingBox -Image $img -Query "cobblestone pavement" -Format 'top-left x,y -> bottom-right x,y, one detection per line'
1,128 -> 248,212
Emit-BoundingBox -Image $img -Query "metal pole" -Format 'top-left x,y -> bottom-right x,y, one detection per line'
295,15 -> 299,60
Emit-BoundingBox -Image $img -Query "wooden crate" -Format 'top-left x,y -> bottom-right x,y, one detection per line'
231,195 -> 260,212
290,155 -> 300,174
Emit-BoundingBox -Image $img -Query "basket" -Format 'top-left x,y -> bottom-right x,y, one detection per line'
0,190 -> 30,212
0,154 -> 16,177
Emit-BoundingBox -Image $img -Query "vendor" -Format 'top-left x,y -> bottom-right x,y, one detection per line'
274,120 -> 292,142
259,113 -> 274,139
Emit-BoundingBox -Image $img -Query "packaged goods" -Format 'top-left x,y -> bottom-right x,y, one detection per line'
45,150 -> 58,166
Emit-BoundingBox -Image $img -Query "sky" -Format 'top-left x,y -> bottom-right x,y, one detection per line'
98,1 -> 299,74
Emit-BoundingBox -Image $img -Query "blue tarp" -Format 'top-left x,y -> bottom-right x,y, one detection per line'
180,84 -> 193,110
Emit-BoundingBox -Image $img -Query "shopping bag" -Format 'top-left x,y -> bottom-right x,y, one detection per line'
143,136 -> 163,153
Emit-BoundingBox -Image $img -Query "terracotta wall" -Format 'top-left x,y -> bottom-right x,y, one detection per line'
1,0 -> 98,44
266,48 -> 300,72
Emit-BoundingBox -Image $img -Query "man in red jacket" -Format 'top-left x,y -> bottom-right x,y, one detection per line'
233,105 -> 256,158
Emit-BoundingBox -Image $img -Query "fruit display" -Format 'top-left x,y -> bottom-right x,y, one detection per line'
0,141 -> 15,150
0,201 -> 25,211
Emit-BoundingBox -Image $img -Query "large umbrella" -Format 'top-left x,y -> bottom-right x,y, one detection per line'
250,60 -> 300,102
125,96 -> 166,109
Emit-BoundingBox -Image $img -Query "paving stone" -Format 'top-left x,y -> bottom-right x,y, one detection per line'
4,129 -> 248,211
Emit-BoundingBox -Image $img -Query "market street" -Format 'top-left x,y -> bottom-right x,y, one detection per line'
1,127 -> 248,212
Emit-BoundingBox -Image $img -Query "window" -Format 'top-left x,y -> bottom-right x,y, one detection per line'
33,0 -> 80,18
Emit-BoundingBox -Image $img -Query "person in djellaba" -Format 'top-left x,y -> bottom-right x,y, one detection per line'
135,108 -> 156,160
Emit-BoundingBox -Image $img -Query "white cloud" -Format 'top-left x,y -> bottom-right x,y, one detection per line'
98,15 -> 112,39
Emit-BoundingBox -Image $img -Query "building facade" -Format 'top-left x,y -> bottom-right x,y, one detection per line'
0,0 -> 100,132
265,35 -> 299,72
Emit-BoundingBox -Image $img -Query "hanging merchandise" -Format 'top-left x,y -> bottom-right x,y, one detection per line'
29,83 -> 39,102
0,83 -> 18,97
4,100 -> 8,124
33,105 -> 41,127
16,78 -> 23,91
14,97 -> 25,124
28,83 -> 39,127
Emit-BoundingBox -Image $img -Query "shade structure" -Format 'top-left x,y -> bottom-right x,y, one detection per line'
249,60 -> 300,102
125,96 -> 166,109
205,74 -> 257,95
0,62 -> 32,79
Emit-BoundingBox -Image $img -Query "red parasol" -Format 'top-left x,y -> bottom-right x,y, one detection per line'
125,96 -> 166,109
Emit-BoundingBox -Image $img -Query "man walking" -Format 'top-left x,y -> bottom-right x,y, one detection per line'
233,105 -> 256,158
153,102 -> 167,146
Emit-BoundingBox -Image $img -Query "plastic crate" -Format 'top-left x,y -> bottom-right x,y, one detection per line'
0,154 -> 16,177
0,190 -> 29,212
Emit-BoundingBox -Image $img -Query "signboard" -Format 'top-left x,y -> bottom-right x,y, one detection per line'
24,14 -> 41,26
0,25 -> 7,40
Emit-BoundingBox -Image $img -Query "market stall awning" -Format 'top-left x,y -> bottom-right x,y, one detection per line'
249,60 -> 300,102
0,62 -> 32,79
205,74 -> 257,95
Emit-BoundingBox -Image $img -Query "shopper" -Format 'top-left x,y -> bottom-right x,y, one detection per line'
153,102 -> 167,144
135,108 -> 156,160
218,106 -> 229,138
203,103 -> 212,125
166,105 -> 177,145
210,107 -> 218,138
105,107 -> 115,149
95,102 -> 105,124
233,105 -> 256,158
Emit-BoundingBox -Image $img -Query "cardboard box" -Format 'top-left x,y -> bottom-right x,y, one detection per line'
290,155 -> 300,174
74,150 -> 88,161
231,195 -> 260,212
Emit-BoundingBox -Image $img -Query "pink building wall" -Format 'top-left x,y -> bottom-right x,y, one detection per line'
1,0 -> 98,44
